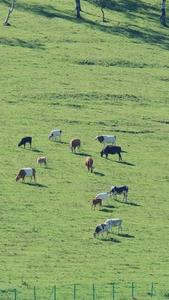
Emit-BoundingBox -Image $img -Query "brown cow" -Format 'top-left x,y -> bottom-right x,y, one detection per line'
70,138 -> 81,153
15,168 -> 36,183
85,157 -> 93,173
91,198 -> 102,209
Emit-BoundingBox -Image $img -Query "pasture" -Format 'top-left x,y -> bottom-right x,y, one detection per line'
1,0 -> 169,298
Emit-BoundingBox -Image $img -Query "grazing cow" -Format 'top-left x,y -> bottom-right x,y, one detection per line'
48,129 -> 62,141
85,157 -> 93,173
105,218 -> 122,234
93,223 -> 109,238
100,145 -> 122,160
109,186 -> 128,201
15,168 -> 36,183
18,137 -> 32,148
91,198 -> 102,209
70,138 -> 81,153
95,135 -> 116,146
37,157 -> 47,167
96,193 -> 109,205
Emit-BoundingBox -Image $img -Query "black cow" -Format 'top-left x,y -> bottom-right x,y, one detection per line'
18,137 -> 32,148
100,145 -> 122,160
109,186 -> 128,202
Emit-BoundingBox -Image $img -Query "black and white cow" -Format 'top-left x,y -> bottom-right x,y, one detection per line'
18,137 -> 32,148
100,145 -> 122,160
109,186 -> 128,202
48,129 -> 62,141
93,223 -> 109,237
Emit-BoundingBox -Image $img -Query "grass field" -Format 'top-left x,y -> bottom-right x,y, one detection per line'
1,0 -> 169,299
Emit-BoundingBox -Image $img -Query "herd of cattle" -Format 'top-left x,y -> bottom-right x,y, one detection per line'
16,129 -> 128,239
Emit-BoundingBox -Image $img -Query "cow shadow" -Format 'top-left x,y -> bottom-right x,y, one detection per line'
93,171 -> 105,176
24,148 -> 43,153
23,182 -> 48,188
75,152 -> 91,157
115,199 -> 141,206
103,157 -> 135,166
60,141 -> 68,145
117,161 -> 135,166
102,237 -> 121,243
100,205 -> 115,212
119,233 -> 135,238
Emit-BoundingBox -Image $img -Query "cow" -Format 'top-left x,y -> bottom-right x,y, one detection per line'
48,129 -> 62,141
96,193 -> 109,205
100,145 -> 122,160
18,137 -> 32,148
85,157 -> 93,173
15,168 -> 36,183
70,138 -> 81,153
91,198 -> 102,209
95,135 -> 116,146
37,157 -> 47,167
109,186 -> 128,201
105,218 -> 122,234
93,223 -> 109,238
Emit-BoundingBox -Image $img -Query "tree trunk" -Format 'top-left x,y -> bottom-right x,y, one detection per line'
4,0 -> 17,26
75,0 -> 81,19
101,8 -> 105,22
160,0 -> 166,26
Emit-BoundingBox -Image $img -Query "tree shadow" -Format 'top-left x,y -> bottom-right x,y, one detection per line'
2,1 -> 169,50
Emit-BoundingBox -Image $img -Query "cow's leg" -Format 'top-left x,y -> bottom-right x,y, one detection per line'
122,192 -> 125,201
106,197 -> 109,205
113,193 -> 117,200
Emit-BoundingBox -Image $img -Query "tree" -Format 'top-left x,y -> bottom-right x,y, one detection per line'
90,0 -> 112,22
4,0 -> 18,26
97,0 -> 107,22
75,0 -> 82,19
160,0 -> 166,26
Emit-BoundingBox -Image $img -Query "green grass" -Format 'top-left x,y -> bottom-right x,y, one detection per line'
1,0 -> 169,299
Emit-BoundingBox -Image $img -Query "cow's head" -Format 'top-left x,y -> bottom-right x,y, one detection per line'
93,232 -> 97,238
100,150 -> 103,157
15,175 -> 20,181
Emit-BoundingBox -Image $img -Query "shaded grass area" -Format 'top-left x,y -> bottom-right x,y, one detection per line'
1,0 -> 169,298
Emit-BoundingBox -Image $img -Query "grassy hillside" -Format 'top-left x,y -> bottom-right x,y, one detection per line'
1,0 -> 169,299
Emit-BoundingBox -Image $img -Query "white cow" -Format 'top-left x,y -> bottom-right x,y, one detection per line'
105,218 -> 122,234
48,129 -> 62,141
96,193 -> 109,205
95,135 -> 116,146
